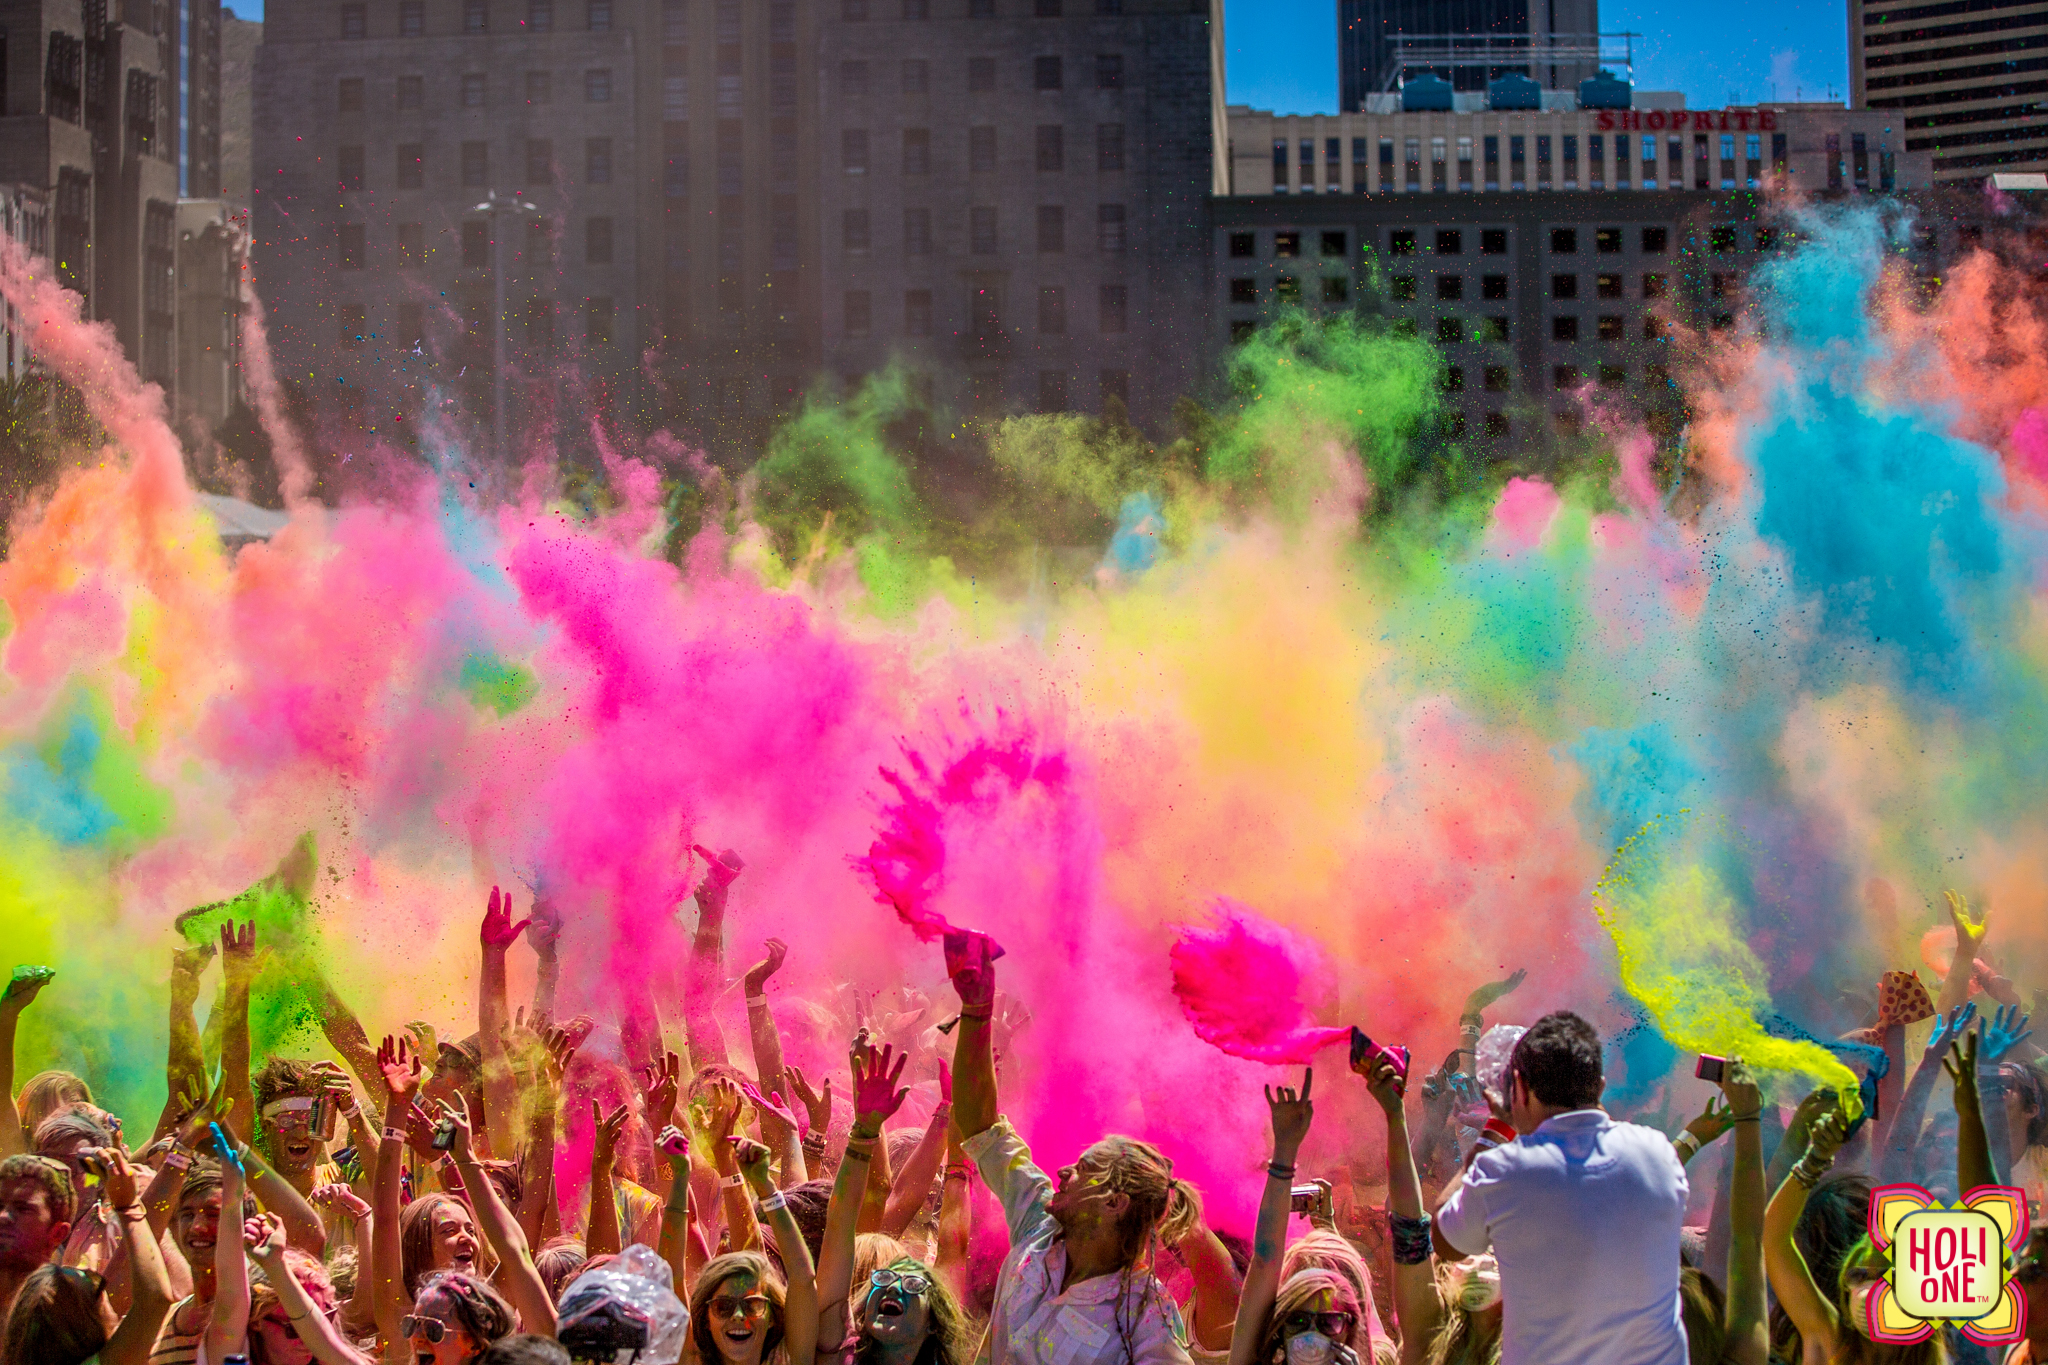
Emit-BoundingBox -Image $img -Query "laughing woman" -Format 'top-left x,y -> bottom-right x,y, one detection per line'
687,1136 -> 821,1365
813,1042 -> 974,1365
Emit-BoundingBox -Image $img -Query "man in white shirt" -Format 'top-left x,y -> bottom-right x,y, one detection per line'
1432,1011 -> 1688,1365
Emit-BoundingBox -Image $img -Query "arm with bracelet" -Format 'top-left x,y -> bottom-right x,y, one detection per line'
201,1150 -> 254,1365
441,1095 -> 556,1336
682,846 -> 742,1069
881,1069 -> 951,1239
704,1079 -> 762,1253
816,1041 -> 910,1357
587,1099 -> 630,1258
740,1137 -> 817,1364
1359,1052 -> 1438,1365
237,1139 -> 329,1258
742,937 -> 791,1099
933,1132 -> 973,1306
477,887 -> 530,1166
100,1147 -> 177,1365
1946,1028 -> 1998,1197
1226,1070 -> 1313,1365
1719,1061 -> 1769,1365
656,1126 -> 694,1293
1763,1102 -> 1853,1362
371,1035 -> 423,1348
248,1213 -> 374,1365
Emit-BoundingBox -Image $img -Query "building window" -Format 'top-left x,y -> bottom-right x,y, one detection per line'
663,74 -> 685,116
1551,273 -> 1577,300
586,137 -> 612,182
968,56 -> 995,91
1229,277 -> 1256,304
1641,226 -> 1668,252
1552,315 -> 1577,341
841,60 -> 869,97
338,76 -> 364,111
1553,364 -> 1579,389
462,140 -> 488,186
1101,369 -> 1129,407
1099,283 -> 1126,332
1443,365 -> 1464,392
526,137 -> 553,182
1643,273 -> 1666,299
462,219 -> 488,265
464,0 -> 487,30
1481,274 -> 1506,299
1037,124 -> 1064,172
1594,227 -> 1620,253
341,2 -> 366,35
1228,231 -> 1253,257
1431,136 -> 1446,191
1037,204 -> 1064,252
1597,315 -> 1623,341
904,128 -> 931,175
1038,285 -> 1065,333
971,205 -> 998,253
397,221 -> 425,264
1323,277 -> 1348,303
970,126 -> 996,173
1039,370 -> 1068,411
905,289 -> 932,335
1097,203 -> 1125,252
338,144 -> 364,190
462,72 -> 487,106
586,216 -> 612,263
398,74 -> 424,107
903,59 -> 929,92
1435,228 -> 1460,254
586,68 -> 611,100
337,221 -> 366,268
845,290 -> 872,337
1436,275 -> 1462,300
1389,276 -> 1416,300
843,209 -> 871,252
587,297 -> 613,346
1457,135 -> 1473,190
1485,316 -> 1508,341
905,208 -> 932,254
1596,273 -> 1621,298
587,0 -> 610,27
1389,229 -> 1414,255
1709,224 -> 1737,253
1437,317 -> 1463,343
843,129 -> 869,174
1034,55 -> 1061,89
1483,365 -> 1508,391
1550,227 -> 1576,253
1230,320 -> 1257,343
1320,230 -> 1345,256
1095,53 -> 1121,88
529,0 -> 553,25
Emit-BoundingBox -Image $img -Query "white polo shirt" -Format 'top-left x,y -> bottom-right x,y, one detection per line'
1435,1109 -> 1688,1365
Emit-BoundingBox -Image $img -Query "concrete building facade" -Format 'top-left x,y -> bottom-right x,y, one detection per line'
1848,0 -> 2048,183
813,0 -> 1216,428
1226,102 -> 1932,196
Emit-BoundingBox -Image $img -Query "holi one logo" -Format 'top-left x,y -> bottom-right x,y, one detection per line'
1866,1185 -> 2030,1344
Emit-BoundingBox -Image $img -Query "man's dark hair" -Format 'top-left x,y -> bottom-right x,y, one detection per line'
1507,1011 -> 1604,1109
480,1332 -> 571,1365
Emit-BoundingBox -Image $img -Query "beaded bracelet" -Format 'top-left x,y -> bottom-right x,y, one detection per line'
1389,1211 -> 1433,1265
1267,1161 -> 1297,1181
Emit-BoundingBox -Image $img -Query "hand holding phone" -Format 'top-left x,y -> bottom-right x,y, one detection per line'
1694,1055 -> 1727,1085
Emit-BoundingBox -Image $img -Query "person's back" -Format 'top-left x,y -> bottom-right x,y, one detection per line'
1434,1012 -> 1687,1365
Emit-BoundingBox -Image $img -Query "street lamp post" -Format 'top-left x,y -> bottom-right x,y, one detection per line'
473,191 -> 541,462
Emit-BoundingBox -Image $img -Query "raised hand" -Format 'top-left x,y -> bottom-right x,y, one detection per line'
527,891 -> 564,953
1805,1102 -> 1852,1162
743,938 -> 788,994
170,943 -> 215,982
1362,1056 -> 1406,1118
310,1183 -> 373,1220
1946,889 -> 1989,961
851,1041 -> 910,1127
656,1125 -> 690,1165
733,1136 -> 774,1191
1265,1068 -> 1315,1156
405,1021 -> 439,1065
435,1096 -> 476,1163
220,922 -> 258,982
1943,1026 -> 1984,1110
1981,1003 -> 2033,1062
1463,969 -> 1528,1018
245,1212 -> 288,1267
1718,1057 -> 1762,1117
175,1073 -> 235,1148
539,1024 -> 579,1086
2,965 -> 54,1016
100,1147 -> 140,1209
376,1035 -> 423,1105
1926,1001 -> 1978,1059
480,886 -> 532,951
1973,959 -> 2022,1008
691,845 -> 745,896
783,1064 -> 832,1134
641,1051 -> 681,1134
704,1078 -> 745,1147
944,929 -> 997,1011
591,1099 -> 630,1166
1684,1095 -> 1735,1147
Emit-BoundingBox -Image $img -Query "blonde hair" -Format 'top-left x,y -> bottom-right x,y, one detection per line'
1257,1269 -> 1358,1365
17,1072 -> 92,1137
1077,1137 -> 1202,1365
1281,1230 -> 1381,1342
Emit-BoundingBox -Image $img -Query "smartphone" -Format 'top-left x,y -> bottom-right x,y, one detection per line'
307,1095 -> 338,1144
1289,1180 -> 1332,1220
1695,1055 -> 1727,1084
431,1120 -> 457,1151
1351,1027 -> 1411,1085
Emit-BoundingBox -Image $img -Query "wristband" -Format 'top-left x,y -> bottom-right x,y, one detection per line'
115,1204 -> 149,1221
1481,1118 -> 1516,1145
1389,1211 -> 1433,1265
944,1163 -> 971,1179
721,1172 -> 745,1189
745,995 -> 768,1008
756,1192 -> 788,1214
665,1202 -> 688,1217
162,1149 -> 194,1171
957,1008 -> 993,1021
844,1142 -> 875,1162
1672,1133 -> 1700,1160
382,1126 -> 407,1143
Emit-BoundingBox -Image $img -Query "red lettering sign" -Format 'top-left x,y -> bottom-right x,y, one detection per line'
1598,111 -> 1613,130
1759,110 -> 1777,131
1647,110 -> 1665,129
1735,111 -> 1752,130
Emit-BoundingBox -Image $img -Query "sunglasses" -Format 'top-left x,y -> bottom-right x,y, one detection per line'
1281,1311 -> 1356,1340
869,1269 -> 930,1296
709,1295 -> 773,1320
402,1316 -> 454,1342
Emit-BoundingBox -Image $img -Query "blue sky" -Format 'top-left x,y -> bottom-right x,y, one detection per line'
1224,0 -> 1851,114
225,0 -> 1850,111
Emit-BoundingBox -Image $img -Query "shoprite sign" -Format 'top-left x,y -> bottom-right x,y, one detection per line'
1596,108 -> 1781,131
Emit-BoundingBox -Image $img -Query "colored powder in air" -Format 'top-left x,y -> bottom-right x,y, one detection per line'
1170,899 -> 1351,1064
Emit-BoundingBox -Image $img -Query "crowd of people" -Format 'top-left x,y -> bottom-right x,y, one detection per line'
1,857 -> 2045,1365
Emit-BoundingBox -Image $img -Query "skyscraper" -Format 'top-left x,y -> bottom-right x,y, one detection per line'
1848,0 -> 2048,183
1338,0 -> 1598,109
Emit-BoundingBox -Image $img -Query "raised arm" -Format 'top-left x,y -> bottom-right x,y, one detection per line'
1977,1004 -> 2033,1185
311,1183 -> 378,1339
371,1034 -> 424,1348
586,1100 -> 630,1258
1936,890 -> 1988,1018
100,1147 -> 177,1365
655,1126 -> 695,1291
741,1135 -> 817,1363
818,1041 -> 910,1355
682,846 -> 743,1069
942,932 -> 998,1140
477,888 -> 531,1166
1227,1070 -> 1313,1365
220,923 -> 259,1143
743,938 -> 791,1096
311,968 -> 387,1103
161,947 -> 214,1144
202,1149 -> 255,1365
528,892 -> 562,1024
1718,1061 -> 1768,1365
1361,1056 -> 1438,1365
1880,1003 -> 1972,1181
881,1070 -> 949,1238
639,1052 -> 682,1201
932,1132 -> 972,1305
248,1214 -> 375,1365
1762,1105 -> 1851,1362
1674,1091 -> 1736,1169
519,1025 -> 576,1248
0,966 -> 54,1157
443,1093 -> 556,1336
1945,1028 -> 1997,1195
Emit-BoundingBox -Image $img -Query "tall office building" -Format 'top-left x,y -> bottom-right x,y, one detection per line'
1339,0 -> 1598,108
814,0 -> 1215,428
181,0 -> 223,194
1848,0 -> 2048,182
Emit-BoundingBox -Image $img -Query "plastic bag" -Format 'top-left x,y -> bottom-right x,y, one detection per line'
559,1245 -> 690,1365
